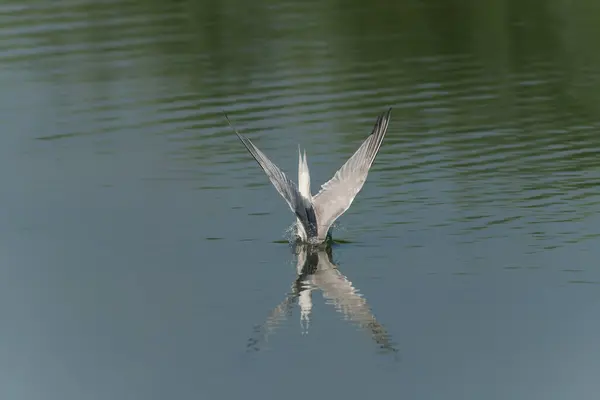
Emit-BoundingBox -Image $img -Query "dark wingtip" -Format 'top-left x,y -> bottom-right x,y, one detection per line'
222,110 -> 232,126
369,108 -> 392,138
223,111 -> 245,141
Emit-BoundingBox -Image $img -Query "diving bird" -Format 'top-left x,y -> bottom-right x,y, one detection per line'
228,108 -> 392,244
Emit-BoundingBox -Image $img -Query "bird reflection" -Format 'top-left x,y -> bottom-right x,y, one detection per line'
247,244 -> 398,355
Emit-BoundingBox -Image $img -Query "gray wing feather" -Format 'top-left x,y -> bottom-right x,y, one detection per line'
228,116 -> 317,236
312,108 -> 391,240
236,132 -> 300,212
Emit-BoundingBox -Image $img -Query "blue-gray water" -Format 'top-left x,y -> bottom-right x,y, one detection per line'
2,1 -> 600,399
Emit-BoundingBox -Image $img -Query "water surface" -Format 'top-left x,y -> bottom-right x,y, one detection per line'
1,1 -> 600,399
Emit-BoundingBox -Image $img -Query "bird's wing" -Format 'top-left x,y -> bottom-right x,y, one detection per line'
227,116 -> 316,235
312,108 -> 391,240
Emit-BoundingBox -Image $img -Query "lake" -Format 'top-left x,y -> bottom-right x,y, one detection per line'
1,0 -> 600,399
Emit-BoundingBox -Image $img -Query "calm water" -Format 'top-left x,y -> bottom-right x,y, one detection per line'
2,1 -> 600,399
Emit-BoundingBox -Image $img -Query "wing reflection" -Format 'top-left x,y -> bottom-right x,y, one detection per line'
247,244 -> 398,355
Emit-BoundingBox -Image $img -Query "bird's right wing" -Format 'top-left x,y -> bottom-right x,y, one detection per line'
312,108 -> 391,240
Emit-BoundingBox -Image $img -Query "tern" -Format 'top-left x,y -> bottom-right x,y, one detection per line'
228,108 -> 392,244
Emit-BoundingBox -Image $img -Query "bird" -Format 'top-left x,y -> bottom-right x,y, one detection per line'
228,108 -> 392,245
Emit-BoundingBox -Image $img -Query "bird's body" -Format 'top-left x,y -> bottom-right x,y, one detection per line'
229,108 -> 392,244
